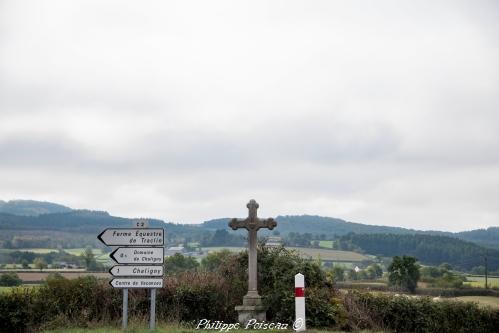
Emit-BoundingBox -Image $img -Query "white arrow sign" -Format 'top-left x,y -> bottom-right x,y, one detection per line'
110,265 -> 164,277
110,247 -> 164,264
98,228 -> 164,246
110,278 -> 163,289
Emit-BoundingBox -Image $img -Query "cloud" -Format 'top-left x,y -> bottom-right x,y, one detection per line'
0,0 -> 498,231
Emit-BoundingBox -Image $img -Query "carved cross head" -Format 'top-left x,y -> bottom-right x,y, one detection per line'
229,199 -> 277,231
247,199 -> 259,219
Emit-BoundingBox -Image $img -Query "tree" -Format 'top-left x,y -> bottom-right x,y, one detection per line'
347,269 -> 358,281
366,263 -> 383,279
331,266 -> 345,282
0,272 -> 22,286
471,266 -> 486,275
33,257 -> 47,271
439,262 -> 453,271
164,253 -> 199,274
388,255 -> 420,293
201,250 -> 234,271
21,259 -> 30,269
81,247 -> 97,270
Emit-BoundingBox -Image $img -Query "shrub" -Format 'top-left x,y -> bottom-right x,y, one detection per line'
0,247 -> 349,331
164,253 -> 199,274
0,272 -> 22,287
257,245 -> 345,327
343,290 -> 499,333
0,286 -> 36,333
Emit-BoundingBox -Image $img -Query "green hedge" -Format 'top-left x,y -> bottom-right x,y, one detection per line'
0,248 -> 342,332
0,272 -> 22,287
343,291 -> 499,333
1,250 -> 498,333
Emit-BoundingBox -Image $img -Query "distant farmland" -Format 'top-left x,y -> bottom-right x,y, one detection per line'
464,276 -> 499,288
204,246 -> 370,262
4,271 -> 110,283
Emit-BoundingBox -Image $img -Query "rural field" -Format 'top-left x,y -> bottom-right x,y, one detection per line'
0,285 -> 39,294
318,240 -> 334,248
204,246 -> 369,262
0,286 -> 13,294
453,296 -> 499,309
0,247 -> 105,256
0,247 -> 110,266
2,248 -> 59,254
464,276 -> 499,288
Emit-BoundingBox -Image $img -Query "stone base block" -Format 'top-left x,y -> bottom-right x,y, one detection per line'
235,305 -> 267,326
243,293 -> 263,306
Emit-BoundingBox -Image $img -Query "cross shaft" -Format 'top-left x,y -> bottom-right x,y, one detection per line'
229,200 -> 277,301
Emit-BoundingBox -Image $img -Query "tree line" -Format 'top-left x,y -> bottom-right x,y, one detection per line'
338,233 -> 499,271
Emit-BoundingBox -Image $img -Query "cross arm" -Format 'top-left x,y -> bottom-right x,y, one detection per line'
229,218 -> 247,230
258,217 -> 277,230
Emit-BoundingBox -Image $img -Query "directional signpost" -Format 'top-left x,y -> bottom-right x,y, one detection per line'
98,223 -> 164,331
110,247 -> 164,264
110,265 -> 164,277
98,228 -> 164,246
110,278 -> 164,288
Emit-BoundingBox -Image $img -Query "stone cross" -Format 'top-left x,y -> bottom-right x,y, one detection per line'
229,199 -> 277,310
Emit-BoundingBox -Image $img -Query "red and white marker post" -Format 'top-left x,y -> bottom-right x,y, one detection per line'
295,273 -> 306,331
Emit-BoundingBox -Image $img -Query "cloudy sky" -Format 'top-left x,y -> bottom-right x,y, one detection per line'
1,1 -> 498,231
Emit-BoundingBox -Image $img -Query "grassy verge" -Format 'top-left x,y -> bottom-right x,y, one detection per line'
42,325 -> 357,333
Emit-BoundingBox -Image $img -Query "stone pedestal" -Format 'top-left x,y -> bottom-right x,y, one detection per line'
235,292 -> 267,325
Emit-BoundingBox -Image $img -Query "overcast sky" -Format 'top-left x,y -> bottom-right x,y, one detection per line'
1,1 -> 498,231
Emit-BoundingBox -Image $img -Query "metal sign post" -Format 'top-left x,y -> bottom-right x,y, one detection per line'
123,288 -> 128,330
98,221 -> 164,331
150,288 -> 156,330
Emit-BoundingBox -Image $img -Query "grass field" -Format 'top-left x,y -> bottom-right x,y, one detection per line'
0,247 -> 110,264
288,247 -> 369,262
318,240 -> 334,248
0,284 -> 39,294
453,296 -> 499,309
64,248 -> 104,256
0,286 -> 12,293
464,276 -> 499,288
203,246 -> 369,262
10,248 -> 59,254
0,248 -> 105,256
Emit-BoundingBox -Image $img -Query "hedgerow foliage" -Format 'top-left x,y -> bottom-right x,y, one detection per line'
1,249 -> 498,332
0,247 -> 343,332
343,290 -> 499,333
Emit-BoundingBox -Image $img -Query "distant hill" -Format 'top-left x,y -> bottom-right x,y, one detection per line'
0,200 -> 497,250
203,215 -> 442,235
455,227 -> 499,250
338,233 -> 499,271
0,209 -> 207,249
0,200 -> 72,216
201,215 -> 498,249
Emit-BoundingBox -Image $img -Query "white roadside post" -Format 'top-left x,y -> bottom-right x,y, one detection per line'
294,273 -> 306,332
